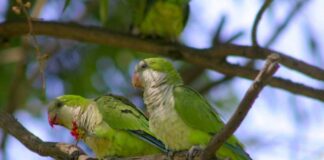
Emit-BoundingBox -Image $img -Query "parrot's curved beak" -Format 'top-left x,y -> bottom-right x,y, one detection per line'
132,72 -> 143,88
48,112 -> 59,128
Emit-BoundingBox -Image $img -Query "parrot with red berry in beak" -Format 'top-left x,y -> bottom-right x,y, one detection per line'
48,94 -> 166,159
132,57 -> 251,160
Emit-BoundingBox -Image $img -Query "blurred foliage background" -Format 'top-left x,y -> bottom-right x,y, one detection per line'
0,0 -> 324,160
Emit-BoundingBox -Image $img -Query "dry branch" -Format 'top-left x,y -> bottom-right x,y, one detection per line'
0,21 -> 324,102
201,54 -> 280,160
0,112 -> 94,160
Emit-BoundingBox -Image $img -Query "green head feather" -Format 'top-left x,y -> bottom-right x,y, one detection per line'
48,95 -> 92,129
144,58 -> 175,72
140,57 -> 183,85
56,95 -> 92,108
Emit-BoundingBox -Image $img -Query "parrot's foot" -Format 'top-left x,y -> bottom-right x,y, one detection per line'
166,150 -> 175,160
67,144 -> 87,160
187,145 -> 203,160
70,150 -> 81,160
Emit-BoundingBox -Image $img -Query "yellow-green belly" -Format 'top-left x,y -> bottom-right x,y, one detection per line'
84,125 -> 161,159
149,103 -> 211,151
149,106 -> 249,160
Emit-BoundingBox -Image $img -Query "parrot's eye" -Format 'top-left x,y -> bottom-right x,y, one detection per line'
55,101 -> 63,108
140,62 -> 148,69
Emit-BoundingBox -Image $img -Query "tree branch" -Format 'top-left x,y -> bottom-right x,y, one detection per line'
0,21 -> 324,102
206,61 -> 324,102
251,0 -> 273,46
201,54 -> 280,160
210,44 -> 324,82
0,112 -> 95,160
180,65 -> 205,85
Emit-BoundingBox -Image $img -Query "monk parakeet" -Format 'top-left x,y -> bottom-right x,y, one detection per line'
130,0 -> 190,40
132,58 -> 251,160
48,94 -> 166,159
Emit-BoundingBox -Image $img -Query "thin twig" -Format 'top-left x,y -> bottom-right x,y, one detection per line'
201,54 -> 280,160
17,0 -> 48,95
251,0 -> 273,46
265,0 -> 310,47
199,76 -> 233,94
249,0 -> 308,75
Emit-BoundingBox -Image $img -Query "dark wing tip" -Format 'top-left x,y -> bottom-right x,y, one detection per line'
129,130 -> 168,153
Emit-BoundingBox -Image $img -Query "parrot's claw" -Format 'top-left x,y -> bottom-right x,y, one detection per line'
68,144 -> 86,160
166,150 -> 175,160
187,145 -> 203,160
70,150 -> 80,160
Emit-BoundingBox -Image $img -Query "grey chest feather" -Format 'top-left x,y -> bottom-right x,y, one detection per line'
147,93 -> 194,150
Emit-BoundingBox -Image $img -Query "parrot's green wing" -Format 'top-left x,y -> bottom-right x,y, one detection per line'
95,94 -> 148,131
137,0 -> 190,39
95,94 -> 167,152
173,85 -> 224,134
173,86 -> 251,159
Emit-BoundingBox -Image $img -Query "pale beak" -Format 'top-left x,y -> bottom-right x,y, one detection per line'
48,112 -> 59,128
132,72 -> 143,88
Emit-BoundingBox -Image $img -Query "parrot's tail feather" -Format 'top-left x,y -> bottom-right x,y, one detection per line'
217,142 -> 252,160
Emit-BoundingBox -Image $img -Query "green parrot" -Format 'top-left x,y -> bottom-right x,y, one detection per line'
48,94 -> 166,159
132,58 -> 251,160
130,0 -> 190,40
